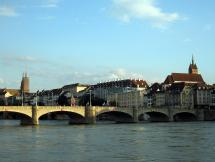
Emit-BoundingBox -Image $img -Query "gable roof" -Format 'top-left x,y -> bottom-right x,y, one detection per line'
164,73 -> 205,85
0,89 -> 20,96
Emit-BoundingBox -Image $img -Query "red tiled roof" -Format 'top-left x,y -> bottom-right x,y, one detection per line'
164,73 -> 205,84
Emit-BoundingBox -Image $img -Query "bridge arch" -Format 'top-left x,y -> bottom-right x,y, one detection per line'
38,110 -> 86,124
39,111 -> 85,119
139,111 -> 169,122
0,110 -> 32,119
37,107 -> 85,119
173,112 -> 197,122
96,110 -> 133,123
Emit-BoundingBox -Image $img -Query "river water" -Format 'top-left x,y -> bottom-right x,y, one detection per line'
0,121 -> 214,162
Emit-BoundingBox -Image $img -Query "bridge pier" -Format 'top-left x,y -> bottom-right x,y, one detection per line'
20,106 -> 39,126
133,107 -> 139,123
85,106 -> 96,124
168,108 -> 174,122
196,109 -> 204,121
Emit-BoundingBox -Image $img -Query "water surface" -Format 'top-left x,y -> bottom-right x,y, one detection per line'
0,121 -> 214,162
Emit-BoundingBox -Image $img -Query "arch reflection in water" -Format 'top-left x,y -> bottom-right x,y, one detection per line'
138,112 -> 169,122
0,111 -> 32,125
174,112 -> 197,122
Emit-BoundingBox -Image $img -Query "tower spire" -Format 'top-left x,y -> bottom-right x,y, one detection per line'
192,54 -> 194,65
188,54 -> 198,74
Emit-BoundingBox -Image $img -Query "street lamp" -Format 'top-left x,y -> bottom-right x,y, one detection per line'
35,92 -> 38,106
51,92 -> 54,106
89,90 -> 92,107
115,93 -> 118,107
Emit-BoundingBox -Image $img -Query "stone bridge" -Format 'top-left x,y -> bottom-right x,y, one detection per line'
0,106 -> 204,125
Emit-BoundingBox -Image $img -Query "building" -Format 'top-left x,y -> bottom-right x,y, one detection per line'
153,91 -> 166,107
20,73 -> 30,93
38,88 -> 63,106
93,79 -> 148,100
164,56 -> 205,85
147,83 -> 166,107
0,89 -> 20,105
210,87 -> 215,109
107,89 -> 147,108
62,83 -> 89,97
165,82 -> 194,108
193,84 -> 210,109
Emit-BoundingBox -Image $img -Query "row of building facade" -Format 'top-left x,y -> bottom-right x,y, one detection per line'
0,57 -> 215,109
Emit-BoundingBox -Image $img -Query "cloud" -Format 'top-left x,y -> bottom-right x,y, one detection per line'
0,6 -> 18,17
0,54 -> 48,71
37,16 -> 56,20
32,67 -> 145,87
109,68 -> 144,80
0,78 -> 4,84
41,0 -> 60,8
112,0 -> 180,28
1,55 -> 40,64
14,56 -> 39,62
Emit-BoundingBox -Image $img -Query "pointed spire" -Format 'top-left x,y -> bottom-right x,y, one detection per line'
192,54 -> 195,65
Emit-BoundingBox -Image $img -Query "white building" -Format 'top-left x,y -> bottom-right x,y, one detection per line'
93,79 -> 148,100
107,90 -> 147,108
209,87 -> 215,109
193,84 -> 210,109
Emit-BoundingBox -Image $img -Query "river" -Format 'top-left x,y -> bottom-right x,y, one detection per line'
0,121 -> 214,162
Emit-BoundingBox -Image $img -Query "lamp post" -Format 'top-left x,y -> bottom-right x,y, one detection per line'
35,92 -> 38,106
89,90 -> 92,107
115,93 -> 118,107
21,91 -> 24,106
51,92 -> 54,106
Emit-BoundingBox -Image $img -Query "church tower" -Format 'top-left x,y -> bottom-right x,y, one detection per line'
20,72 -> 30,93
188,55 -> 198,74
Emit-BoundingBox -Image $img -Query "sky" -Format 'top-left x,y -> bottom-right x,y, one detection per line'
0,0 -> 214,91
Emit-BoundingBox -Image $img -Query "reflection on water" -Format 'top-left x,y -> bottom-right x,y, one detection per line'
0,120 -> 214,162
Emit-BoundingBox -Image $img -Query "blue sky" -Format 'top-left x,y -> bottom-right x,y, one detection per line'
0,0 -> 214,91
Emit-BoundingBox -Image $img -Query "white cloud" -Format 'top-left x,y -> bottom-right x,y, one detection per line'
108,68 -> 144,80
0,55 -> 47,68
37,16 -> 56,20
0,78 -> 4,84
112,0 -> 180,28
14,56 -> 38,62
0,6 -> 18,17
33,67 -> 145,87
2,55 -> 39,63
41,0 -> 60,8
